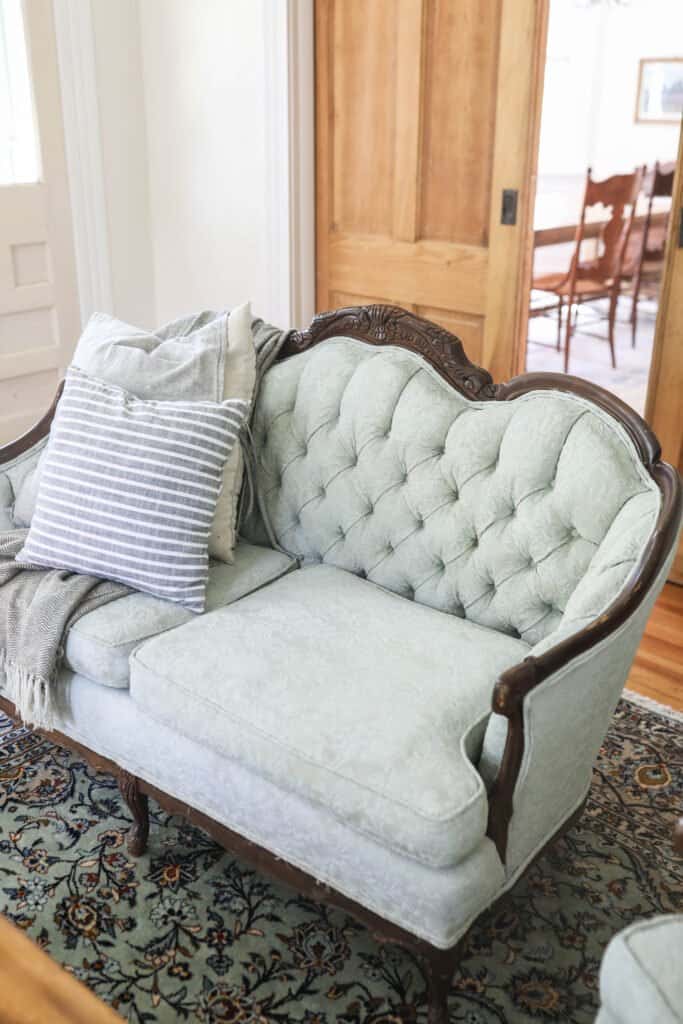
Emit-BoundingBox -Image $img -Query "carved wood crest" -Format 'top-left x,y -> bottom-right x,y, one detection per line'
287,304 -> 497,399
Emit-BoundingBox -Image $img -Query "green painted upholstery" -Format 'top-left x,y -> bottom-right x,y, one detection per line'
244,339 -> 660,649
65,542 -> 296,688
0,439 -> 46,531
130,564 -> 529,869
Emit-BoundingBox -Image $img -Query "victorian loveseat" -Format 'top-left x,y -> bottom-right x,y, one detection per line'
1,306 -> 681,1023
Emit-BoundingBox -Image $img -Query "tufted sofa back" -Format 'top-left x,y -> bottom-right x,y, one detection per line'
245,338 -> 661,647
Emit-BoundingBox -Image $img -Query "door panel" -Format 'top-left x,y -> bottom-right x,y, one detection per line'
420,0 -> 500,246
0,0 -> 79,443
315,0 -> 548,382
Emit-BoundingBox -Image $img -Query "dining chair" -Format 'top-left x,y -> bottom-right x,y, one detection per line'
622,160 -> 675,347
532,167 -> 641,372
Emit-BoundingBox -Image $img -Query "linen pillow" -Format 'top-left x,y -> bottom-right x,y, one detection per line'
72,310 -> 227,401
14,310 -> 230,527
17,368 -> 249,613
67,304 -> 256,564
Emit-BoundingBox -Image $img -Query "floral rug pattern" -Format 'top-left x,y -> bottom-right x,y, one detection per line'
0,697 -> 681,1023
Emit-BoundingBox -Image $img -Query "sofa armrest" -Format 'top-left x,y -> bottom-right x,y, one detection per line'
0,383 -> 62,468
485,462 -> 681,868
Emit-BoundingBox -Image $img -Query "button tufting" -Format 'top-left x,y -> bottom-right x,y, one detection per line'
338,526 -> 346,539
472,536 -> 479,548
405,586 -> 415,600
357,569 -> 367,579
318,485 -> 326,498
386,542 -> 394,554
415,517 -> 425,530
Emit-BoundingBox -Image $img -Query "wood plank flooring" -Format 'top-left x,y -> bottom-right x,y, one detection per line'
626,582 -> 683,712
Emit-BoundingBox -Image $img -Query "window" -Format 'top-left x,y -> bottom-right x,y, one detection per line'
0,0 -> 40,185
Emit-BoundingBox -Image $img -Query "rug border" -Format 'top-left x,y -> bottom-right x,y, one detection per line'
622,689 -> 683,724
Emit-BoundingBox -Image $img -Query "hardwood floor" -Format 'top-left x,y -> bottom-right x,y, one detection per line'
626,582 -> 683,712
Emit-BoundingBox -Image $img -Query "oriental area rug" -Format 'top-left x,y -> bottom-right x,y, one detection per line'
0,696 -> 681,1024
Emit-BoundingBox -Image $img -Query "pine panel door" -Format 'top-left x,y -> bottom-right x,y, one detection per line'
315,0 -> 548,381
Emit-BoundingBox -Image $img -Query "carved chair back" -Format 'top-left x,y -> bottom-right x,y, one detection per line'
572,168 -> 641,286
624,159 -> 675,275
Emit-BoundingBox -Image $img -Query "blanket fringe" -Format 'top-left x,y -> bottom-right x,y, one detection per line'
0,648 -> 55,730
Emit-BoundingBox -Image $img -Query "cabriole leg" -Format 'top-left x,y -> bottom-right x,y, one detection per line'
422,944 -> 462,1024
118,770 -> 149,855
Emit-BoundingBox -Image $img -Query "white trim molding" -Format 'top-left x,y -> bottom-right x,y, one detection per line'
262,0 -> 315,330
52,0 -> 113,324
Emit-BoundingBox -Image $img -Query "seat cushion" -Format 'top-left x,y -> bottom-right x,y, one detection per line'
39,672 -> 507,949
598,915 -> 683,1024
130,564 -> 529,868
65,542 -> 296,688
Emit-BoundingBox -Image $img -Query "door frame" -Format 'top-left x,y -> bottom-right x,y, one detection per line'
517,7 -> 683,579
644,125 -> 683,581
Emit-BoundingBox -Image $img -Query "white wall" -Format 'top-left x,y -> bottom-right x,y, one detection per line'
90,0 -> 155,327
88,0 -> 290,329
538,0 -> 682,187
138,0 -> 269,325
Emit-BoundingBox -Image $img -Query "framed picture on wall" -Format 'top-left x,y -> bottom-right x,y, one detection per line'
636,58 -> 683,124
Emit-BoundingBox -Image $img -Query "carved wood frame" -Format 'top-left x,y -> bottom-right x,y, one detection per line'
1,304 -> 680,1022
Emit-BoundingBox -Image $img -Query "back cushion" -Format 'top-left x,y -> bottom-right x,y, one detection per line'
245,339 -> 660,645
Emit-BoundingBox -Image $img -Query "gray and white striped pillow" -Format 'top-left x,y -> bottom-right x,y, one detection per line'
17,367 -> 248,612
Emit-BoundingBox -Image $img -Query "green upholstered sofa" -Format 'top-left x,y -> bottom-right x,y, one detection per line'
2,306 -> 681,1023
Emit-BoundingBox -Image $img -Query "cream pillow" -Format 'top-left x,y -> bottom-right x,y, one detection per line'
209,302 -> 256,562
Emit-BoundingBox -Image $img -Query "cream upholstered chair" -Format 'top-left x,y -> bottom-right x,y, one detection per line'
595,818 -> 683,1023
1,306 -> 681,1023
596,916 -> 683,1024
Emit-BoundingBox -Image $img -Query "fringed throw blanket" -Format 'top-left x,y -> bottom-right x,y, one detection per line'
0,530 -> 128,729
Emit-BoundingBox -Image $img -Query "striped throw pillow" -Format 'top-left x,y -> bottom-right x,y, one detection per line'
17,367 -> 249,612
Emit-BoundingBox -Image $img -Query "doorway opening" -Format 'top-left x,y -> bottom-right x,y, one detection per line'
525,0 -> 682,414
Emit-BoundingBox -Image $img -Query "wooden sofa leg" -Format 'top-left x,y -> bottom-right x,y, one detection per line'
118,770 -> 149,855
422,944 -> 463,1024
